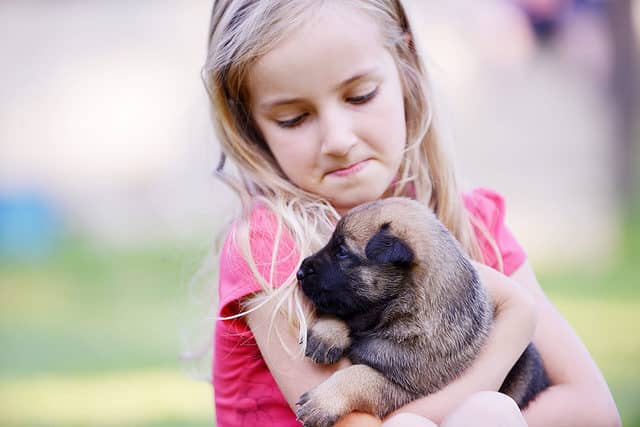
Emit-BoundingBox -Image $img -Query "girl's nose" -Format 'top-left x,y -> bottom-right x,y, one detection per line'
319,109 -> 357,157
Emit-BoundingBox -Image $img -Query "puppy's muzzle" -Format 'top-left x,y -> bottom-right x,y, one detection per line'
297,257 -> 316,282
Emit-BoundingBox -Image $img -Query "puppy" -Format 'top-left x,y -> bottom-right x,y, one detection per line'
295,197 -> 548,427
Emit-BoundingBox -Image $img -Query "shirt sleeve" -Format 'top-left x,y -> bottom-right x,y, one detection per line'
217,205 -> 300,319
463,188 -> 527,276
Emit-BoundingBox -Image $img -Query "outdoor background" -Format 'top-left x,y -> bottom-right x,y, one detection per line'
1,0 -> 639,426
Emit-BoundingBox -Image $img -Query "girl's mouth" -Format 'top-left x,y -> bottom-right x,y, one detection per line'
328,160 -> 369,177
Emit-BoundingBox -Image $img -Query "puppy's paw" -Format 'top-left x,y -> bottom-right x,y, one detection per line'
305,331 -> 345,364
305,317 -> 351,364
296,384 -> 347,427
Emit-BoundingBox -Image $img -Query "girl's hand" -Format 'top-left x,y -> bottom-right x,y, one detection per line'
384,261 -> 538,424
333,412 -> 383,427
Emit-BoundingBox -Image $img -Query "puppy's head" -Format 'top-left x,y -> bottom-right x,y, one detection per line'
297,198 -> 444,318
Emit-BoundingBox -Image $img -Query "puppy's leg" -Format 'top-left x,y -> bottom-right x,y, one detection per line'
296,364 -> 415,427
499,343 -> 549,408
306,316 -> 352,364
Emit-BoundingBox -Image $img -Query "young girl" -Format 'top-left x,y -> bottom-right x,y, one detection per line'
203,1 -> 620,426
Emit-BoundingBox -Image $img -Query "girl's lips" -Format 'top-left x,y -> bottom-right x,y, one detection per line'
328,160 -> 369,177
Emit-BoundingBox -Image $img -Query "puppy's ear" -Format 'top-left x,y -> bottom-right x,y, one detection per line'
365,224 -> 414,267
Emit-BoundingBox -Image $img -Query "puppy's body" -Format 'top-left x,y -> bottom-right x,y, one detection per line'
296,198 -> 548,427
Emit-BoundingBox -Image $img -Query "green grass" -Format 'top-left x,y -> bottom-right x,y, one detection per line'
0,238 -> 216,426
1,220 -> 639,426
538,217 -> 640,427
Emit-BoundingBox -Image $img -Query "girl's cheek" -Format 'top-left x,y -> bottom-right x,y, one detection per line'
272,131 -> 316,161
384,85 -> 405,113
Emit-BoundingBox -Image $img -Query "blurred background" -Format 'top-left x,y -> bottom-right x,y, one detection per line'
0,0 -> 638,426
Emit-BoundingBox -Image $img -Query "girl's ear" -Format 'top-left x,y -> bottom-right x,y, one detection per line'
403,31 -> 415,54
403,32 -> 411,46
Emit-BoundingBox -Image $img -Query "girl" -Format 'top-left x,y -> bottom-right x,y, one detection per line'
203,0 -> 620,426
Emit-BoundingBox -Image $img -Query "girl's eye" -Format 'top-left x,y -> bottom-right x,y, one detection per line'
346,87 -> 378,105
336,244 -> 350,260
276,113 -> 308,128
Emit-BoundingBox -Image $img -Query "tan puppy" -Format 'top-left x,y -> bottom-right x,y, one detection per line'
295,197 -> 548,427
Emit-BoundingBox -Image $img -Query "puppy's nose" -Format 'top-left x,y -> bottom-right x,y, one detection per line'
296,258 -> 315,282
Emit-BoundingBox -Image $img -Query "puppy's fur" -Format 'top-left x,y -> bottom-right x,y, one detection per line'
295,198 -> 548,427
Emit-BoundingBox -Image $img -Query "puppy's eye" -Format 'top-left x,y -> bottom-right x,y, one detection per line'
336,244 -> 350,260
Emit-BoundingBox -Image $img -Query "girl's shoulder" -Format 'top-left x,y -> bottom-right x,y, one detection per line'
462,187 -> 508,228
217,203 -> 299,318
462,188 -> 527,275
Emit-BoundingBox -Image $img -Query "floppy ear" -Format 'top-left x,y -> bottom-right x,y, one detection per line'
365,225 -> 414,267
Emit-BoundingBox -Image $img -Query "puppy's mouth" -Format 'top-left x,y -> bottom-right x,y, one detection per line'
297,271 -> 326,308
300,286 -> 354,317
297,264 -> 343,315
298,273 -> 363,318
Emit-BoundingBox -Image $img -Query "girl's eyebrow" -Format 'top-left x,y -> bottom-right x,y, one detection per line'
258,67 -> 380,111
336,67 -> 379,91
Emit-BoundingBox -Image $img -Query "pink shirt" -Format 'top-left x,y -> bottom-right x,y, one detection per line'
213,188 -> 526,427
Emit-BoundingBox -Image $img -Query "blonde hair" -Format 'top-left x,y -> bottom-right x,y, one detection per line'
203,0 -> 486,352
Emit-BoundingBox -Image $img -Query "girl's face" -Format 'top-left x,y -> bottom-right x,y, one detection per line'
247,4 -> 407,213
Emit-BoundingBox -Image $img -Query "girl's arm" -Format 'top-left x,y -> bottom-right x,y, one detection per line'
385,261 -> 538,424
246,260 -> 539,426
245,297 -> 383,427
512,261 -> 620,427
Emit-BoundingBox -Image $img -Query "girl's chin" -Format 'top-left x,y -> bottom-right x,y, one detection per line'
329,188 -> 390,214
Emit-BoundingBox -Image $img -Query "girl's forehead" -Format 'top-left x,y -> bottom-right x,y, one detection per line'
246,3 -> 391,102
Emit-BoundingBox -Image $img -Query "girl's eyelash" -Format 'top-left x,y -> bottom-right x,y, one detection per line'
347,87 -> 378,104
274,88 -> 378,128
276,113 -> 308,128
